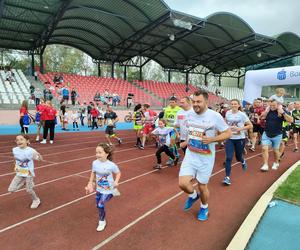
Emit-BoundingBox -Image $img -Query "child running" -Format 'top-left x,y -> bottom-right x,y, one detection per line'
152,119 -> 179,169
85,143 -> 121,232
8,134 -> 42,209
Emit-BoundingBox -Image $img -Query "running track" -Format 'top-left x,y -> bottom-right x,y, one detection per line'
0,131 -> 298,250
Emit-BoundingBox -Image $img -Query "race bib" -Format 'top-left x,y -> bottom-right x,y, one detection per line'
15,164 -> 30,177
295,120 -> 300,125
107,119 -> 114,126
97,175 -> 111,191
187,127 -> 211,155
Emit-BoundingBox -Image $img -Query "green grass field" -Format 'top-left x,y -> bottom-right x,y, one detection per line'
274,165 -> 300,205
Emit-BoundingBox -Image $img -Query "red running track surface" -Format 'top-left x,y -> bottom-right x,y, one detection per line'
0,131 -> 299,250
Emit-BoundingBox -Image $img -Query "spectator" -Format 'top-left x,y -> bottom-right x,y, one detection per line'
71,88 -> 78,106
79,104 -> 86,126
260,100 -> 293,171
59,74 -> 64,84
29,84 -> 35,100
53,74 -> 60,84
127,93 -> 134,109
40,101 -> 58,144
61,86 -> 69,105
112,91 -> 120,107
33,88 -> 43,106
19,100 -> 29,134
34,71 -> 38,81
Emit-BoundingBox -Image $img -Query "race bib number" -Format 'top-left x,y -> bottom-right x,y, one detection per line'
187,127 -> 211,155
15,164 -> 29,177
97,175 -> 111,191
295,119 -> 300,125
107,119 -> 114,126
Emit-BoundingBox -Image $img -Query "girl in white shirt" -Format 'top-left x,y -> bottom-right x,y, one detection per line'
85,143 -> 121,232
8,134 -> 43,209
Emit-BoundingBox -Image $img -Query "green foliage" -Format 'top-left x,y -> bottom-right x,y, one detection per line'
274,165 -> 300,204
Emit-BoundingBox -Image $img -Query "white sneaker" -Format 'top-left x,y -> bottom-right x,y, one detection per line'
271,162 -> 280,170
260,164 -> 269,172
40,140 -> 47,144
96,220 -> 106,232
112,188 -> 121,197
50,140 -> 54,144
30,198 -> 41,209
35,136 -> 39,142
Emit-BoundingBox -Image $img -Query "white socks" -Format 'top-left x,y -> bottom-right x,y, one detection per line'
189,190 -> 197,199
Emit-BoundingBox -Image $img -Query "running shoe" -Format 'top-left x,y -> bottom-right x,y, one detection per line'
30,198 -> 41,209
197,207 -> 209,221
40,140 -> 46,144
35,136 -> 39,142
50,140 -> 54,144
260,164 -> 269,172
293,148 -> 299,152
173,157 -> 179,166
271,162 -> 280,170
96,220 -> 106,232
184,193 -> 200,211
139,145 -> 145,150
249,147 -> 255,152
166,159 -> 174,166
222,176 -> 231,185
118,138 -> 122,145
153,164 -> 162,170
242,161 -> 248,171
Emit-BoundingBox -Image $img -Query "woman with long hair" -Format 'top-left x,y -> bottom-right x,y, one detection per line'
19,100 -> 29,134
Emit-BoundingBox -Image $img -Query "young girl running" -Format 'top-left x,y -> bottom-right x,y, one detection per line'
85,143 -> 121,232
152,119 -> 179,169
8,134 -> 43,209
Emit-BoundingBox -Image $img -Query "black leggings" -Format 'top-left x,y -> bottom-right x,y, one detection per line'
43,120 -> 55,140
156,145 -> 175,164
19,118 -> 28,134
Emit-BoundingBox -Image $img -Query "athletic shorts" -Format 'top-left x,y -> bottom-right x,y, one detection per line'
261,132 -> 282,149
142,124 -> 154,135
179,149 -> 215,184
293,126 -> 300,134
105,126 -> 115,136
253,124 -> 263,134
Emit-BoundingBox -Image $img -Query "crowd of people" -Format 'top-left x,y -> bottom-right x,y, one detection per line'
13,86 -> 300,232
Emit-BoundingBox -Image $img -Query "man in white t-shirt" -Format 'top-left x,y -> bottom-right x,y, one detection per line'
175,96 -> 193,155
179,90 -> 231,221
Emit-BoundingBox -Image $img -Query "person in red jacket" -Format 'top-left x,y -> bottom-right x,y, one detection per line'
19,100 -> 29,134
40,101 -> 57,144
90,104 -> 99,130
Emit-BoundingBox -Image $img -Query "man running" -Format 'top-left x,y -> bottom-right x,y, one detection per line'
179,90 -> 231,221
292,101 -> 300,152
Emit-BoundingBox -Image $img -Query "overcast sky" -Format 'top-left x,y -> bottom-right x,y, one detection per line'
164,0 -> 300,36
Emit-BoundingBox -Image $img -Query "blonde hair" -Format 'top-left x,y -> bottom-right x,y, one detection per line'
276,88 -> 285,95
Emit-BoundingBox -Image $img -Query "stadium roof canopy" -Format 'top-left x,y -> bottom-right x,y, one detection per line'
1,0 -> 300,74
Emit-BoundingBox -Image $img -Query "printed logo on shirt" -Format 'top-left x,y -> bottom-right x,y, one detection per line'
15,160 -> 30,176
97,175 -> 111,190
187,127 -> 211,155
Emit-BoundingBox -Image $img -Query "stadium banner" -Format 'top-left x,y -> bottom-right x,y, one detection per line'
243,65 -> 300,104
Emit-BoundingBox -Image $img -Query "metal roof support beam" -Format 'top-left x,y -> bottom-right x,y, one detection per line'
5,2 -> 53,14
111,62 -> 115,79
124,65 -> 127,80
39,0 -> 73,53
168,70 -> 171,83
211,43 -> 272,72
110,12 -> 171,61
129,20 -> 205,63
1,15 -> 47,27
31,53 -> 35,76
139,66 -> 143,81
98,62 -> 101,77
40,52 -> 44,74
218,74 -> 222,87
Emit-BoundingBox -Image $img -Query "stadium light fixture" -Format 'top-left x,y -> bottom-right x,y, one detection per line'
168,34 -> 175,41
172,19 -> 193,30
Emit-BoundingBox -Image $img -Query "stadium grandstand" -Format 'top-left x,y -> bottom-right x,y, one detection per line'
0,0 -> 300,108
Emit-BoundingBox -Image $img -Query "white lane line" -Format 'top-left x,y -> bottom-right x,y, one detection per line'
91,151 -> 273,249
0,135 -> 136,155
0,156 -> 163,234
0,154 -> 154,197
0,150 -> 259,235
0,145 -> 139,178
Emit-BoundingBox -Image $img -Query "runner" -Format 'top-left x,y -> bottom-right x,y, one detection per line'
249,99 -> 264,151
139,104 -> 157,150
291,101 -> 300,152
179,90 -> 231,221
104,105 -> 122,146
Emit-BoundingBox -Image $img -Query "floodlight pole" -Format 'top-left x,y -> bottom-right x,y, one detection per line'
124,65 -> 127,80
111,62 -> 115,79
40,52 -> 44,74
31,53 -> 35,76
139,66 -> 143,81
98,62 -> 101,77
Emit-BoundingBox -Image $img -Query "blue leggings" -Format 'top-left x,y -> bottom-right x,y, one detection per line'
225,139 -> 245,177
96,192 -> 113,221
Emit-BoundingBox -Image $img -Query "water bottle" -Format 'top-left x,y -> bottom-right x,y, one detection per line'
268,201 -> 277,208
